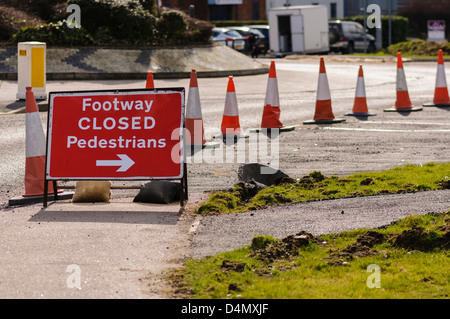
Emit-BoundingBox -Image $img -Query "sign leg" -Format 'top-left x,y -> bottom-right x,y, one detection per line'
43,178 -> 48,208
180,180 -> 184,207
180,163 -> 188,207
184,162 -> 188,202
53,180 -> 58,201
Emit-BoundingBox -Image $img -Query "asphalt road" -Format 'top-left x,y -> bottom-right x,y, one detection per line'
0,56 -> 449,298
1,56 -> 449,200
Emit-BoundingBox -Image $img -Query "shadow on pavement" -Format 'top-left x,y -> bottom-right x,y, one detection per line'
29,202 -> 182,225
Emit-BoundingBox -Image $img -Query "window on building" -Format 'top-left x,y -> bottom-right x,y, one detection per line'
252,1 -> 260,20
209,5 -> 233,21
330,3 -> 337,18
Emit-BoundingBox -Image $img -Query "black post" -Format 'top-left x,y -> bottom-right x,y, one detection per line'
43,178 -> 48,208
180,162 -> 188,207
184,162 -> 188,201
53,180 -> 58,200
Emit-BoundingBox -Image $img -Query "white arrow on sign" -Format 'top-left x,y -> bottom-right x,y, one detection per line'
96,154 -> 135,172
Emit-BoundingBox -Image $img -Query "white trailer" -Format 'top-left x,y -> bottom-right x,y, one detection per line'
268,5 -> 329,55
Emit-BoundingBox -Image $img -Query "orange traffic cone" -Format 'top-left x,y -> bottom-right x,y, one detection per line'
345,65 -> 376,117
423,49 -> 450,107
145,71 -> 154,89
185,70 -> 219,149
23,86 -> 56,197
216,76 -> 248,139
385,52 -> 422,112
261,61 -> 283,129
303,57 -> 345,124
249,61 -> 295,133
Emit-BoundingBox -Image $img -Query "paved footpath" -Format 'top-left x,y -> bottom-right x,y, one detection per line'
0,189 -> 448,298
0,198 -> 197,299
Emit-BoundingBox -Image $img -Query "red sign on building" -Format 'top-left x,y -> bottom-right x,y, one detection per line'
45,88 -> 185,180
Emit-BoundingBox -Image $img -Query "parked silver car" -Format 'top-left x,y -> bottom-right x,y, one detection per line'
329,20 -> 376,54
210,27 -> 246,52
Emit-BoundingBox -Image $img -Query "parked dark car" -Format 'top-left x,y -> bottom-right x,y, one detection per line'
244,25 -> 270,54
228,26 -> 267,54
329,20 -> 376,54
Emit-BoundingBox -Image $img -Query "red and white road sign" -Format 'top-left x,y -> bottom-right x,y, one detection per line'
46,88 -> 185,180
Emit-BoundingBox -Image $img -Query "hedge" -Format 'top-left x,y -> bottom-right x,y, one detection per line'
67,0 -> 157,44
13,20 -> 94,45
11,0 -> 213,46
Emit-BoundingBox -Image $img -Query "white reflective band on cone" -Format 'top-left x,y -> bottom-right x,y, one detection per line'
26,112 -> 46,158
186,87 -> 202,119
396,68 -> 408,91
355,77 -> 366,98
436,65 -> 448,88
265,78 -> 280,107
223,92 -> 239,116
316,73 -> 331,100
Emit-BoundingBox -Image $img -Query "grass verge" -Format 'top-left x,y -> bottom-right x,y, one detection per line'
172,210 -> 450,299
348,52 -> 450,59
348,39 -> 450,58
196,162 -> 450,216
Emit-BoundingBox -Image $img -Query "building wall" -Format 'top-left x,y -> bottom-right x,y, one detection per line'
397,0 -> 414,10
160,0 -> 209,20
161,0 -> 267,21
237,0 -> 267,20
266,0 -> 345,19
344,0 -> 399,17
160,0 -> 404,21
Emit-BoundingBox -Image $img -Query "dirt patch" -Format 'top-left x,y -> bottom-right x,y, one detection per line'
356,230 -> 385,247
360,178 -> 375,186
221,260 -> 247,273
166,268 -> 192,298
228,283 -> 242,292
276,177 -> 297,185
326,231 -> 386,265
251,231 -> 319,263
393,226 -> 449,251
438,223 -> 450,233
251,230 -> 389,265
234,180 -> 266,202
296,171 -> 328,190
298,175 -> 316,186
437,179 -> 450,190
